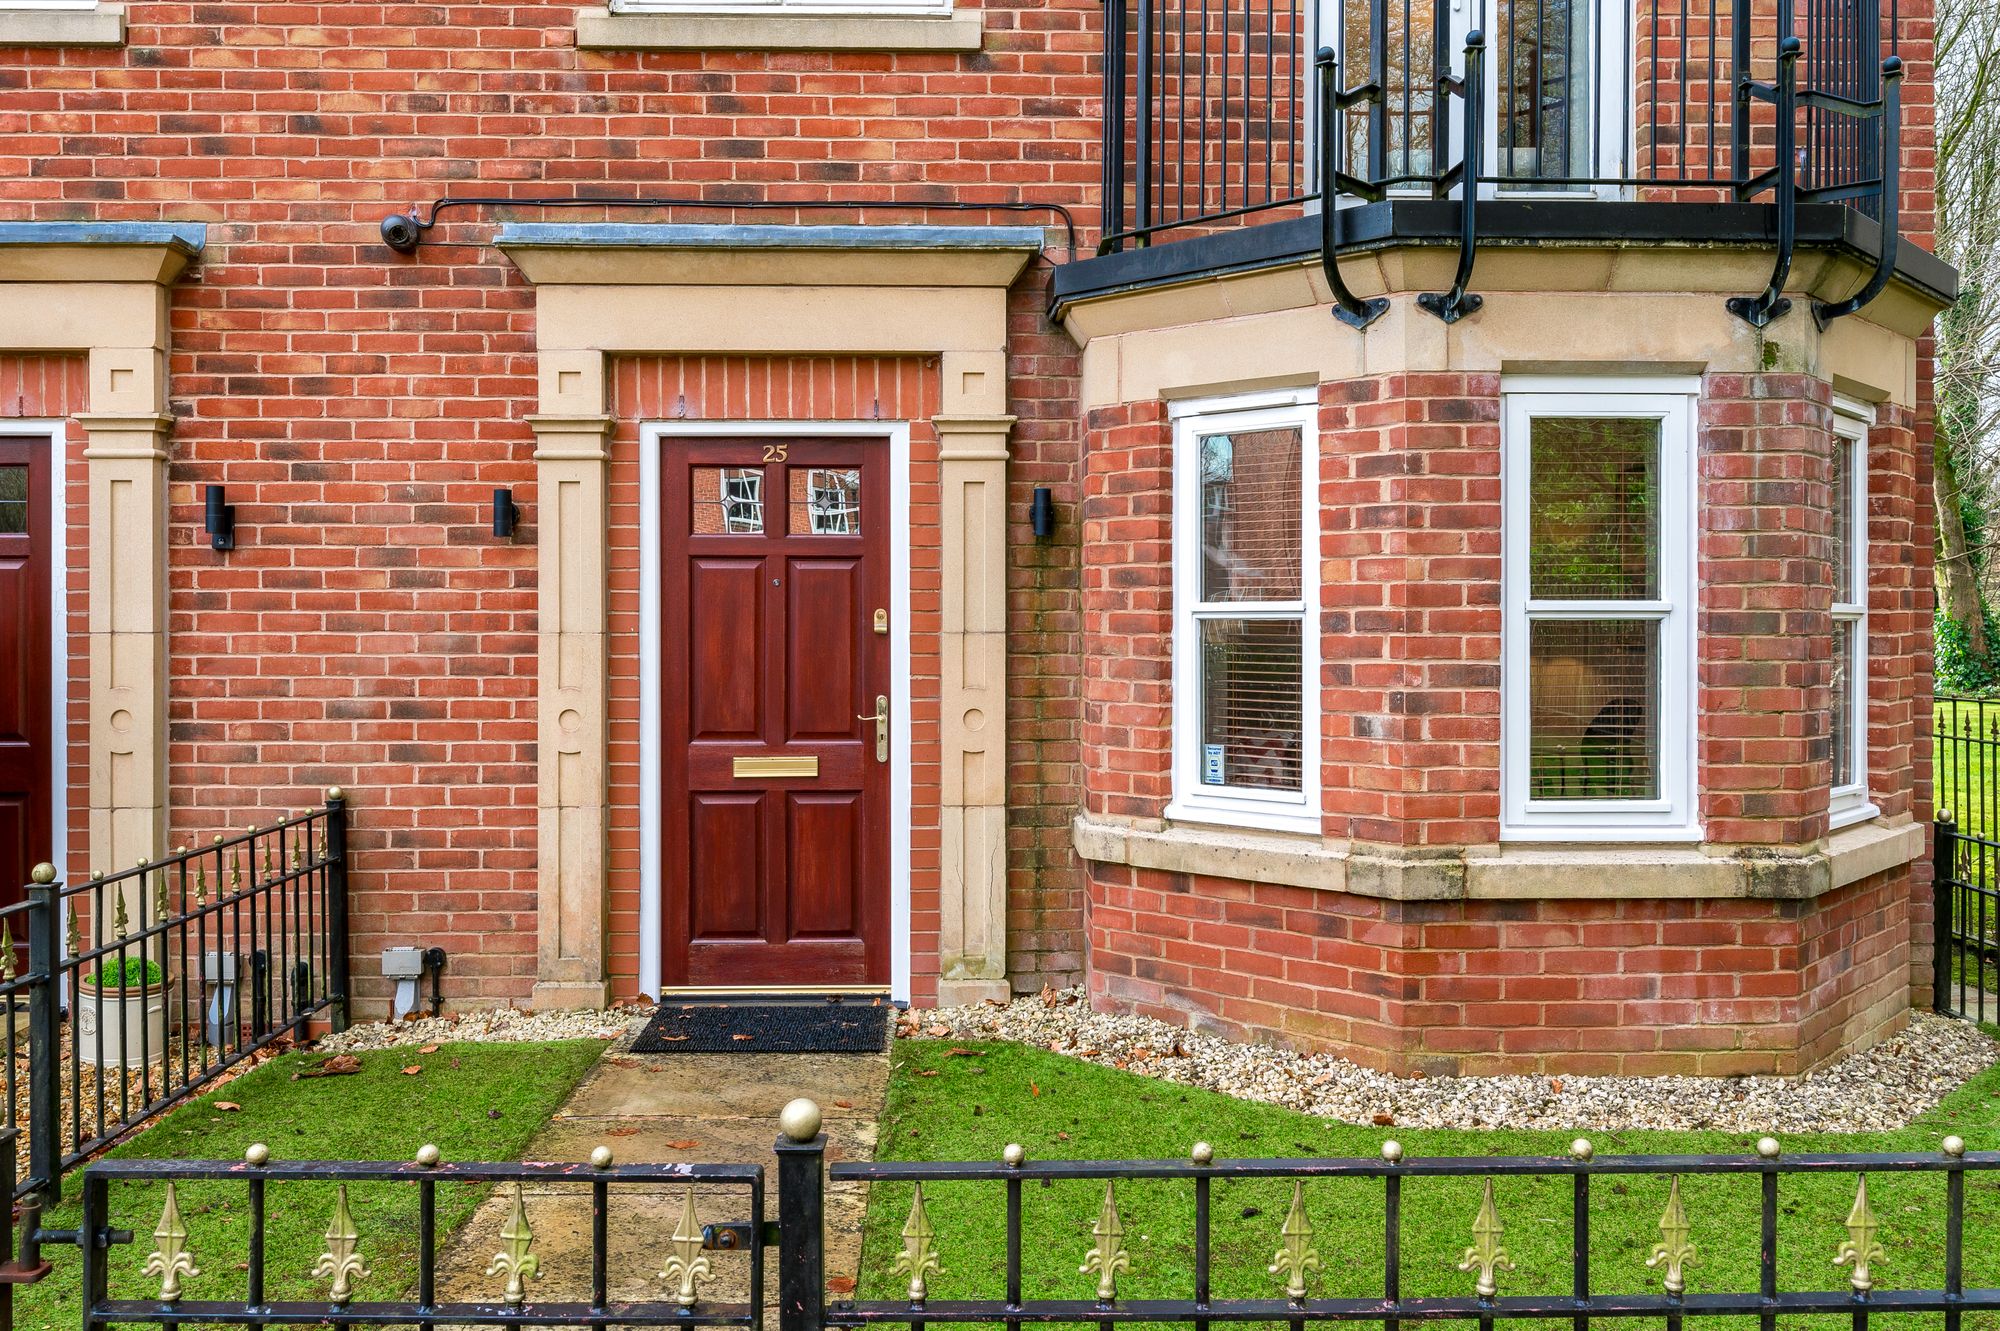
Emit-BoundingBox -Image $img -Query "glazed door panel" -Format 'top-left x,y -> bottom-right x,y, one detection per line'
0,437 -> 52,916
661,438 -> 890,989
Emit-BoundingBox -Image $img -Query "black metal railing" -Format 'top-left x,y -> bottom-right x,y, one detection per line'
43,1106 -> 2000,1331
58,1152 -> 763,1329
0,790 -> 352,1204
1101,0 -> 1907,327
1933,695 -> 1997,1022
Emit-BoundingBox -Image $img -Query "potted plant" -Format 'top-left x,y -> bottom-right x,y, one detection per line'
76,957 -> 171,1069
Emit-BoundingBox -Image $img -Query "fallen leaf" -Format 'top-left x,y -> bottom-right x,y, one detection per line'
664,1139 -> 701,1150
402,1065 -> 423,1076
1029,1081 -> 1040,1097
917,1069 -> 940,1078
419,1044 -> 441,1055
1056,1131 -> 1070,1141
833,1099 -> 854,1109
1371,1113 -> 1394,1127
827,1277 -> 858,1295
296,1054 -> 362,1079
943,1047 -> 983,1058
926,1023 -> 950,1037
214,1102 -> 241,1112
1550,1078 -> 1565,1093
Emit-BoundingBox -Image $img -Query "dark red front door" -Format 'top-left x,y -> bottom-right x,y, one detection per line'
661,437 -> 891,989
0,435 -> 52,913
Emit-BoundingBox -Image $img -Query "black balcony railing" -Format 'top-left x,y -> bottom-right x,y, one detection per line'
1100,0 -> 1906,327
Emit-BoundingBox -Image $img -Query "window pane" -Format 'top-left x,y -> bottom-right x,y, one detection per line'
1200,426 -> 1302,602
1528,618 -> 1659,800
1529,416 -> 1658,600
1830,433 -> 1855,605
0,464 -> 25,534
1496,0 -> 1593,181
1832,619 -> 1855,788
693,466 -> 763,534
1199,618 -> 1304,793
789,467 -> 861,535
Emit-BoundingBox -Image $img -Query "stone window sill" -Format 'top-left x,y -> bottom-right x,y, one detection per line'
574,7 -> 982,51
0,4 -> 124,45
1071,813 -> 1925,903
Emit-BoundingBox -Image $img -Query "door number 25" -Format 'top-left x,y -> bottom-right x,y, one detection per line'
761,443 -> 789,463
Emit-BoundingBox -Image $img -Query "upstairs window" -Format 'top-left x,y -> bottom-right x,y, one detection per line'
1502,378 -> 1698,840
1169,390 -> 1320,835
613,0 -> 950,14
1830,403 -> 1874,827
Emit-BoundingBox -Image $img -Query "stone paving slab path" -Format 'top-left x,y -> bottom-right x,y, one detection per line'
435,1035 -> 890,1312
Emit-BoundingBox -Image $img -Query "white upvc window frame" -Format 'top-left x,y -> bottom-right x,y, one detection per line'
1501,375 -> 1700,842
1166,388 -> 1322,836
0,0 -> 98,8
1829,400 -> 1877,829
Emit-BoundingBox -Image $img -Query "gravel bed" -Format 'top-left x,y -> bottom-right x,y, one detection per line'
901,988 -> 2000,1134
317,1004 -> 653,1053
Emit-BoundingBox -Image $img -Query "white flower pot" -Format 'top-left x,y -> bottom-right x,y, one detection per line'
76,980 -> 172,1069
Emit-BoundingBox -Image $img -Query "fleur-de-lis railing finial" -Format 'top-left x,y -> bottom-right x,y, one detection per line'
141,1182 -> 200,1304
657,1185 -> 713,1308
154,865 -> 169,920
113,890 -> 130,943
230,843 -> 243,893
0,921 -> 14,984
1457,1177 -> 1515,1299
1079,1180 -> 1130,1303
484,1182 -> 541,1306
1267,1179 -> 1323,1301
194,861 -> 209,905
1646,1175 -> 1699,1296
1834,1174 -> 1886,1293
892,1184 -> 943,1303
311,1184 -> 371,1304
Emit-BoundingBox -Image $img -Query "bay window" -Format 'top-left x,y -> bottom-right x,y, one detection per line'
1830,404 -> 1874,827
1502,378 -> 1698,840
1169,391 -> 1320,834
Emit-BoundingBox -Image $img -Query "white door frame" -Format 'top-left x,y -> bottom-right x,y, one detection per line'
0,420 -> 67,889
638,419 -> 914,1002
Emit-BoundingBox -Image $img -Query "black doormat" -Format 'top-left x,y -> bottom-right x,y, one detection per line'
631,998 -> 893,1054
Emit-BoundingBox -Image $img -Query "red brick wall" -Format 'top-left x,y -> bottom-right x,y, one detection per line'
1088,858 -> 1912,1075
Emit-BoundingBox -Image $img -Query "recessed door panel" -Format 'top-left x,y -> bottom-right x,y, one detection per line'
0,439 -> 51,917
661,437 -> 890,989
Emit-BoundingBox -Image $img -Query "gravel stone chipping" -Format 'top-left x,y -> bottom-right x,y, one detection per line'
903,988 -> 2000,1134
317,1004 -> 653,1052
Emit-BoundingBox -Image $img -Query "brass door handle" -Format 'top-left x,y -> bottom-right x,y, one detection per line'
856,694 -> 888,762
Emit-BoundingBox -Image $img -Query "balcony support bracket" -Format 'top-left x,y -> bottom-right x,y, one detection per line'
1417,31 -> 1485,326
1727,36 -> 1802,329
1317,46 -> 1389,330
1815,57 -> 1904,329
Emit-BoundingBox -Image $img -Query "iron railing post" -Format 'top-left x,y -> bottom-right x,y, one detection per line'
24,868 -> 59,1205
776,1099 -> 826,1331
326,787 -> 351,1033
1366,0 -> 1388,183
1417,29 -> 1485,324
1731,0 -> 1753,177
1934,808 -> 1956,1015
78,1172 -> 109,1331
1133,0 -> 1152,243
1100,0 -> 1129,250
1728,34 -> 1801,326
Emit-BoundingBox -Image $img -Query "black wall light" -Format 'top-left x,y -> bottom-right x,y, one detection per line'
204,485 -> 235,553
493,487 -> 520,539
1030,486 -> 1056,539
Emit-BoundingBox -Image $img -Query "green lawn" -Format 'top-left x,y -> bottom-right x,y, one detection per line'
1938,695 -> 2000,842
12,1038 -> 606,1330
859,1039 -> 2000,1331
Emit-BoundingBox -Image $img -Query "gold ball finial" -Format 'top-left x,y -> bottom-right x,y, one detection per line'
1570,1138 -> 1594,1162
416,1144 -> 441,1167
779,1098 -> 822,1143
1002,1143 -> 1025,1167
29,863 -> 55,885
590,1146 -> 614,1169
1755,1137 -> 1782,1159
1190,1141 -> 1214,1166
244,1143 -> 270,1167
1943,1135 -> 1967,1158
326,786 -> 345,802
1381,1140 -> 1404,1163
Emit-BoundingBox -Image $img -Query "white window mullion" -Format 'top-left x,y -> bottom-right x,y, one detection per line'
1830,404 -> 1875,827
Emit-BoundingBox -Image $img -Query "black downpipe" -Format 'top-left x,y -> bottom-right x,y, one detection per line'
1728,36 -> 1802,327
1317,47 -> 1389,330
1814,56 -> 1904,327
1417,31 -> 1485,325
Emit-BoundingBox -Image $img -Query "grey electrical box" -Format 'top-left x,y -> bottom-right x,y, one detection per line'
382,946 -> 425,978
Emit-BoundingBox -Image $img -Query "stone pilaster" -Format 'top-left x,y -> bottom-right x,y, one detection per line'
528,412 -> 614,1010
933,350 -> 1014,1006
